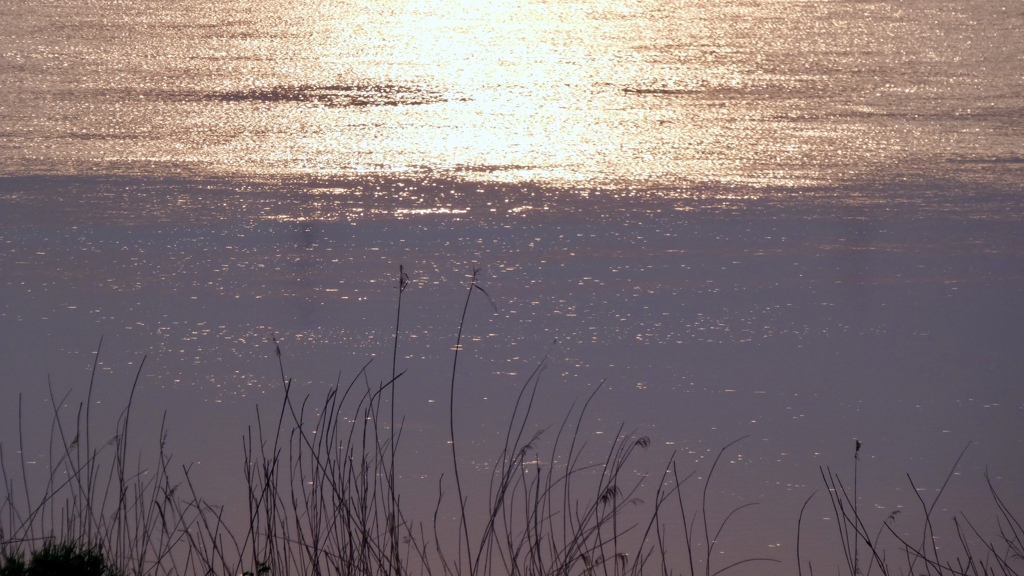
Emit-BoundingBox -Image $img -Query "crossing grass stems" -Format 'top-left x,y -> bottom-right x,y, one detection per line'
1,267 -> 1021,576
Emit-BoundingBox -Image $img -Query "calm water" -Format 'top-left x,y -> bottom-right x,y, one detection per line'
2,0 -> 1023,572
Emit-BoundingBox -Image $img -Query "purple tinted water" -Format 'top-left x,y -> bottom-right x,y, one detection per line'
1,0 -> 1023,571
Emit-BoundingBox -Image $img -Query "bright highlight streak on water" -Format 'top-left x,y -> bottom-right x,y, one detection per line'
2,0 -> 1021,199
1,0 -> 1023,572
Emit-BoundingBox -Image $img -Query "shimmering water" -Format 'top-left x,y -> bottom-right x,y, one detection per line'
3,0 -> 1023,194
1,0 -> 1023,572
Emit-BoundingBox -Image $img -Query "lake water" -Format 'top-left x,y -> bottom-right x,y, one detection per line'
1,0 -> 1023,573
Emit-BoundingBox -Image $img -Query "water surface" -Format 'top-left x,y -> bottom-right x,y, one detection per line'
1,0 -> 1023,572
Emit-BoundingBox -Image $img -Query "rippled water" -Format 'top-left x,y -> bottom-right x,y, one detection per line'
2,0 -> 1023,572
3,0 -> 1023,197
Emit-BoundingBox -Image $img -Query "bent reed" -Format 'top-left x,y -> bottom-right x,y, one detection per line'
2,268 -> 1020,576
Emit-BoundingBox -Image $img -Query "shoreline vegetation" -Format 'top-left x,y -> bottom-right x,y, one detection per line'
2,269 -> 1020,576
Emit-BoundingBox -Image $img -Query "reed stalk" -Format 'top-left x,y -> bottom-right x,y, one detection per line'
1,269 -> 1020,576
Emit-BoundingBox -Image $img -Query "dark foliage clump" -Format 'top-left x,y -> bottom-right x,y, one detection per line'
0,543 -> 120,576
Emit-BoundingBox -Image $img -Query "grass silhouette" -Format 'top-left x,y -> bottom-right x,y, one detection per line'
1,268 -> 1020,576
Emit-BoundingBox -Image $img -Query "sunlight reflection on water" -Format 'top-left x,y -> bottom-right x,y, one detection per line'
2,0 -> 1021,198
1,0 -> 1023,571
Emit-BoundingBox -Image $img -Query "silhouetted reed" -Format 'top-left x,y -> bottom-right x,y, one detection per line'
1,268 -> 1020,576
815,441 -> 1021,576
